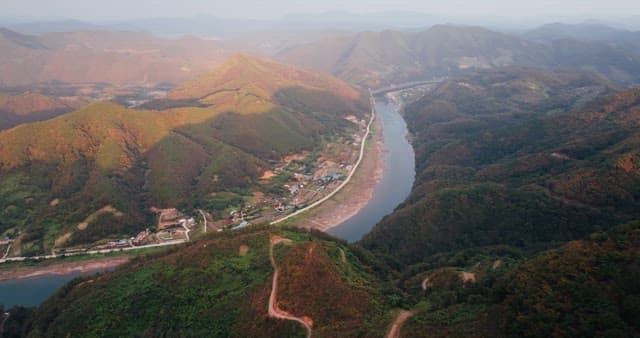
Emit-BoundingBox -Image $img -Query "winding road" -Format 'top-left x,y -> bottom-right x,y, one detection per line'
387,310 -> 413,338
0,239 -> 187,264
268,236 -> 313,338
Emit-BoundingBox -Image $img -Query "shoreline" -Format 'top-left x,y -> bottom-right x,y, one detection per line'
292,103 -> 385,232
0,256 -> 130,282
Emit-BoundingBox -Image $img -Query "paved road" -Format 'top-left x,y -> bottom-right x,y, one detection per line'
1,243 -> 11,259
270,93 -> 376,226
268,236 -> 312,338
198,209 -> 208,233
0,239 -> 187,264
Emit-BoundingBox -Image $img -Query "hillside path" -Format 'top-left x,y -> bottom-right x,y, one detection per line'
268,236 -> 313,338
387,310 -> 413,338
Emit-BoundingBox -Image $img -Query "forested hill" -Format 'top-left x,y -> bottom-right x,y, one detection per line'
356,67 -> 640,336
361,68 -> 640,265
3,227 -> 394,337
397,221 -> 640,337
0,54 -> 368,256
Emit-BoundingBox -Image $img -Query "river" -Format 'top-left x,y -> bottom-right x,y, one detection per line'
329,97 -> 415,242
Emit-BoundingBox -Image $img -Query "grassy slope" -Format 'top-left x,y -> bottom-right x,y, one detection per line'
7,227 -> 394,337
361,68 -> 640,265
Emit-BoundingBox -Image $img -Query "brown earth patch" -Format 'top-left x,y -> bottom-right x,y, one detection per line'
492,259 -> 503,270
260,170 -> 276,180
239,245 -> 250,256
461,272 -> 477,283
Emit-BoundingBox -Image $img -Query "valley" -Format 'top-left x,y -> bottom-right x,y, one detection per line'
1,9 -> 640,337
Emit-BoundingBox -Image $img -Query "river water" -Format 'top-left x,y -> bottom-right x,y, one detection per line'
0,272 -> 86,308
329,97 -> 415,242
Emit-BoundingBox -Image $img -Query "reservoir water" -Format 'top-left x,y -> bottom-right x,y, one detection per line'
329,97 -> 415,242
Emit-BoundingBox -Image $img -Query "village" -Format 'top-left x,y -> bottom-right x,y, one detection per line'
204,113 -> 370,230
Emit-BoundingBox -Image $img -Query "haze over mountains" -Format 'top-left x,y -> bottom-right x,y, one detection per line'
1,8 -> 640,338
278,24 -> 640,87
0,28 -> 231,86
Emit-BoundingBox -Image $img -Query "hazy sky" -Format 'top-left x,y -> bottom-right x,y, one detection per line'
3,0 -> 640,21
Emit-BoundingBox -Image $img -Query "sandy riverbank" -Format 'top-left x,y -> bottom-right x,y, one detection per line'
0,256 -> 130,282
294,112 -> 385,231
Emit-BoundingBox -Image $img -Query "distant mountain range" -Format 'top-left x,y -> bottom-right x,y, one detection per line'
525,22 -> 640,52
0,28 -> 231,86
2,23 -> 640,89
278,24 -> 640,87
0,12 -> 446,37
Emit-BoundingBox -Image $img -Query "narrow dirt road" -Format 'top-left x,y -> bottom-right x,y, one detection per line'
339,248 -> 347,264
268,236 -> 313,338
387,310 -> 413,338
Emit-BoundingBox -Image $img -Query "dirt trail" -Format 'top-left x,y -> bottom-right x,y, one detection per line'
339,248 -> 347,264
387,310 -> 413,338
268,236 -> 313,338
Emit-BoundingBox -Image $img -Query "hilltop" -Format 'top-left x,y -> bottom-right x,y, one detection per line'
0,92 -> 84,130
0,55 -> 368,256
163,54 -> 363,115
